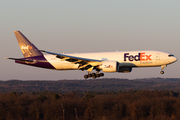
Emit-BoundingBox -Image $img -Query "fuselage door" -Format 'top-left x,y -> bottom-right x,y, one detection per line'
156,53 -> 160,65
156,53 -> 160,60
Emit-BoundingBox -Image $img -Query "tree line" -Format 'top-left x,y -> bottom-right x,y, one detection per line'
0,78 -> 180,92
0,90 -> 180,120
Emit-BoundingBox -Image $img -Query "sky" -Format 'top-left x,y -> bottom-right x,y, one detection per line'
0,0 -> 180,80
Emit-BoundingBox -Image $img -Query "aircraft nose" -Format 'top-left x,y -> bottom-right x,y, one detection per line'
174,56 -> 178,62
172,56 -> 178,63
168,55 -> 178,64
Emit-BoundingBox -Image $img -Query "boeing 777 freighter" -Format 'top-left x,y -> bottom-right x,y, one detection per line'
6,31 -> 178,79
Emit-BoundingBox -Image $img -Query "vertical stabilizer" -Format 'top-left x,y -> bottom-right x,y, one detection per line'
14,31 -> 43,58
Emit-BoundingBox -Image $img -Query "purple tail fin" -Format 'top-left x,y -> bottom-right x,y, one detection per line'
14,31 -> 43,58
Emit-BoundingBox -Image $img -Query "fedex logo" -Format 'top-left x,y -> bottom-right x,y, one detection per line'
105,65 -> 113,68
21,45 -> 33,50
124,53 -> 152,61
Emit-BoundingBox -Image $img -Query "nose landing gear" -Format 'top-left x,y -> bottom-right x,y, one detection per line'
160,71 -> 164,74
160,65 -> 166,74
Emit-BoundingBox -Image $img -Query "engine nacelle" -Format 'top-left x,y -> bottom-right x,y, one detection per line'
118,67 -> 132,73
99,61 -> 132,73
100,61 -> 119,72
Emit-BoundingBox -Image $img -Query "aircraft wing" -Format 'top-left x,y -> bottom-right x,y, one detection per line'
40,50 -> 101,70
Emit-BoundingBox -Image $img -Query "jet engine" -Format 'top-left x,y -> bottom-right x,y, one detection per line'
99,61 -> 132,73
100,61 -> 119,72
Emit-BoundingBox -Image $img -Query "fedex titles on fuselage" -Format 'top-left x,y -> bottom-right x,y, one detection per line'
124,53 -> 152,61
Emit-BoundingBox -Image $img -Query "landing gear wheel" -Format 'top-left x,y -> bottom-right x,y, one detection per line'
92,75 -> 96,79
84,75 -> 88,79
160,71 -> 164,74
100,73 -> 104,77
92,73 -> 96,76
85,72 -> 104,79
88,74 -> 92,77
96,74 -> 100,77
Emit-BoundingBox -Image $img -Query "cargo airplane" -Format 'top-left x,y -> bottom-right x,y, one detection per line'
6,31 -> 178,79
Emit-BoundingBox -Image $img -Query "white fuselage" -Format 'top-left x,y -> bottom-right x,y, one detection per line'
10,31 -> 178,78
44,50 -> 177,70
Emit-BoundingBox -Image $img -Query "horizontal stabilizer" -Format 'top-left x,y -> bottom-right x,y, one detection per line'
5,57 -> 34,62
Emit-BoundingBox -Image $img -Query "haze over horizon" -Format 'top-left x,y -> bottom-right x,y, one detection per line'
1,1 -> 180,80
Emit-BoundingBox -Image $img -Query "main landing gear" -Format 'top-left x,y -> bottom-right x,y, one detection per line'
84,73 -> 104,79
160,65 -> 166,74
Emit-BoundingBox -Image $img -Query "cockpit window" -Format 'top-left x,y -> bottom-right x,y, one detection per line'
168,54 -> 174,57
